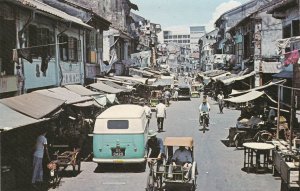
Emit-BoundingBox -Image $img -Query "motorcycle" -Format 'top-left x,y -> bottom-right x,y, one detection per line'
199,112 -> 209,133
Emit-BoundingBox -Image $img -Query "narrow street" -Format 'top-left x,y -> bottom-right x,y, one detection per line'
52,98 -> 280,191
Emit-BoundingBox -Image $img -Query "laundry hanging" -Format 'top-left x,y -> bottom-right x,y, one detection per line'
284,49 -> 299,66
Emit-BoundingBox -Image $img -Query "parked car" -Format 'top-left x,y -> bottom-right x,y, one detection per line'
93,104 -> 149,171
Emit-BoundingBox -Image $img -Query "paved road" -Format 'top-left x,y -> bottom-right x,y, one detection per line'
52,98 -> 281,191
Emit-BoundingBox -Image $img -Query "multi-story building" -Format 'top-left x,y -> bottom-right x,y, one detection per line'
190,26 -> 206,52
163,30 -> 191,48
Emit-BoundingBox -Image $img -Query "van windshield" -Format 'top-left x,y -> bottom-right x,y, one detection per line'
107,120 -> 129,129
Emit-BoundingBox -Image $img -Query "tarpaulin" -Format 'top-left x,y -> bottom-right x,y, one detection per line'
0,92 -> 65,119
88,82 -> 123,94
64,84 -> 101,96
225,91 -> 264,103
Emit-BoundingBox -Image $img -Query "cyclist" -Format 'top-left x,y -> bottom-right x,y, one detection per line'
199,96 -> 211,126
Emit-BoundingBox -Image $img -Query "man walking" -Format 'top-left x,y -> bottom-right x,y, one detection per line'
142,102 -> 152,126
155,100 -> 166,132
217,91 -> 225,114
32,127 -> 50,189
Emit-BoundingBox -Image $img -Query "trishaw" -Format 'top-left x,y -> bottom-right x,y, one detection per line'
146,137 -> 197,191
150,90 -> 163,109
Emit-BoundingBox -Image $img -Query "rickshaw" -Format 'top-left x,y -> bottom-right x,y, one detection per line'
150,90 -> 163,109
146,137 -> 197,191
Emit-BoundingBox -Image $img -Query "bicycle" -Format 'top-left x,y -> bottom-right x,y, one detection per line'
146,158 -> 163,191
199,112 -> 209,133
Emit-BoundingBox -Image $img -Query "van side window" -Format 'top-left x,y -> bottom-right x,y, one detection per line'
107,120 -> 129,129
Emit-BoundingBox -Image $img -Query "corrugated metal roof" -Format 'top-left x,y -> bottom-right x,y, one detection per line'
261,62 -> 282,73
16,0 -> 92,29
0,92 -> 65,119
64,85 -> 101,96
0,103 -> 47,131
34,87 -> 92,104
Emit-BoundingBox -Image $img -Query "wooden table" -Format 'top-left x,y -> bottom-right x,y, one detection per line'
243,142 -> 275,173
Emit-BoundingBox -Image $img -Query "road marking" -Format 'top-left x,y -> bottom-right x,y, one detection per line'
102,182 -> 126,185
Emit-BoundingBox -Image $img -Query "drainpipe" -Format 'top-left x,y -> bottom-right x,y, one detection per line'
18,11 -> 35,94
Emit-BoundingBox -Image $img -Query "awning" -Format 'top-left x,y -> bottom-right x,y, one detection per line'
272,70 -> 293,79
0,92 -> 65,119
129,68 -> 155,78
97,77 -> 133,85
225,91 -> 264,103
211,72 -> 231,81
15,0 -> 92,29
151,77 -> 174,87
88,82 -> 123,94
72,100 -> 102,108
0,103 -> 48,131
229,79 -> 286,96
220,71 -> 256,85
35,87 -> 92,104
112,76 -> 148,84
261,62 -> 282,73
64,84 -> 101,96
93,94 -> 118,106
102,81 -> 132,92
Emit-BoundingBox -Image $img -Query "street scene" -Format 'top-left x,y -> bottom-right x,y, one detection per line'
1,0 -> 300,191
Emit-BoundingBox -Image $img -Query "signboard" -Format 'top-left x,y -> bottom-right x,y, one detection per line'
60,62 -> 81,85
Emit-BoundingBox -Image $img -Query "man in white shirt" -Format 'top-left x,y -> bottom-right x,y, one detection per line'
199,98 -> 211,126
141,102 -> 152,126
217,91 -> 225,114
168,146 -> 193,179
155,100 -> 167,132
32,128 -> 50,188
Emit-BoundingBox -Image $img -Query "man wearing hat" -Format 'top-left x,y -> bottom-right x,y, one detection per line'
145,130 -> 164,160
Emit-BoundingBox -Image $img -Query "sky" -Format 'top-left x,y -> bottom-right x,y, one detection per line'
131,0 -> 250,32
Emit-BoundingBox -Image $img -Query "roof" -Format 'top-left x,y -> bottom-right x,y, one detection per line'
15,0 -> 92,29
272,70 -> 293,79
267,0 -> 297,14
261,62 -> 282,73
225,90 -> 264,103
151,78 -> 174,87
129,68 -> 155,78
64,84 -> 101,96
0,92 -> 65,119
88,82 -> 123,94
164,137 -> 194,147
34,87 -> 92,104
0,103 -> 47,131
97,104 -> 145,119
112,76 -> 148,84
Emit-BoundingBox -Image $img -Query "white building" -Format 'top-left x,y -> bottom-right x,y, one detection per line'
162,26 -> 206,52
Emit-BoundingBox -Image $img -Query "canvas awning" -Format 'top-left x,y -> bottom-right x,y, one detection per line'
102,81 -> 132,92
88,82 -> 123,94
35,87 -> 92,104
93,94 -> 118,106
220,71 -> 256,85
0,103 -> 48,131
112,76 -> 148,84
225,91 -> 264,103
211,72 -> 231,81
0,92 -> 65,119
229,80 -> 286,96
64,85 -> 101,96
164,137 -> 193,147
72,100 -> 102,108
151,77 -> 174,87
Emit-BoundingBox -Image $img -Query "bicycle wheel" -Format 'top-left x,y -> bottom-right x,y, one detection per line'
146,174 -> 155,191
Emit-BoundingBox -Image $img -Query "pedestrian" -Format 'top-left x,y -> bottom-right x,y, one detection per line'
32,127 -> 50,189
173,89 -> 178,101
155,99 -> 167,132
217,91 -> 225,113
164,89 -> 171,106
141,102 -> 152,126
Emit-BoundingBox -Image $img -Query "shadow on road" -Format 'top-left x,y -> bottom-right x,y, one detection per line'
94,164 -> 145,173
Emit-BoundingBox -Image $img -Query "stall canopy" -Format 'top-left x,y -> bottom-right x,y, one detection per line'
88,82 -> 123,94
93,94 -> 118,106
0,103 -> 48,131
219,71 -> 256,85
64,84 -> 101,96
34,87 -> 92,104
224,90 -> 264,103
102,81 -> 132,92
151,76 -> 174,87
0,92 -> 65,119
112,76 -> 149,84
229,79 -> 286,96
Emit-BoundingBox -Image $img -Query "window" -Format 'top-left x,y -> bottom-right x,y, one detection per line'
68,37 -> 78,61
173,35 -> 177,39
292,20 -> 300,37
59,35 -> 78,62
283,24 -> 291,38
178,35 -> 182,38
178,40 -> 182,43
59,35 -> 68,61
107,120 -> 129,129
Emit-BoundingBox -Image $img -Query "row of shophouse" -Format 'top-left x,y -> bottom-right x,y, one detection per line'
0,0 -> 161,98
200,0 -> 300,94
